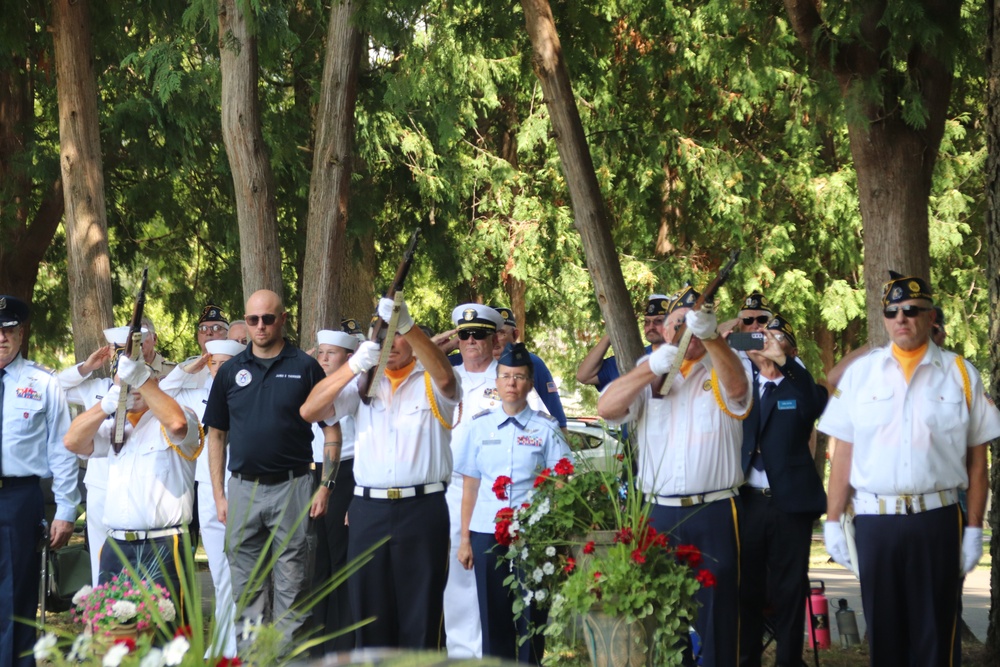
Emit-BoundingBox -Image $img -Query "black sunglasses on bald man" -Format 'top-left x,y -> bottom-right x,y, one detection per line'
882,305 -> 931,319
246,314 -> 278,326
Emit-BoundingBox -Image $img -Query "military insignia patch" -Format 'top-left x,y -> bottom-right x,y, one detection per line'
517,435 -> 542,447
16,387 -> 41,400
235,369 -> 253,387
907,281 -> 920,292
463,308 -> 476,321
890,286 -> 903,301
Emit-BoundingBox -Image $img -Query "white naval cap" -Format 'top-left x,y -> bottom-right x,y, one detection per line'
451,303 -> 504,331
316,329 -> 359,351
206,339 -> 247,357
103,325 -> 149,346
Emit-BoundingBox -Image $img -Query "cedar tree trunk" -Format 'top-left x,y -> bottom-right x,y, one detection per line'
52,0 -> 114,360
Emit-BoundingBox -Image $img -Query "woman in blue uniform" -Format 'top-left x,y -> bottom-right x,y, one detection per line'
455,343 -> 571,664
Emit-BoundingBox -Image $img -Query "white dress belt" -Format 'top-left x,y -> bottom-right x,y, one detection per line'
354,482 -> 447,500
107,526 -> 187,542
852,489 -> 959,516
644,487 -> 739,507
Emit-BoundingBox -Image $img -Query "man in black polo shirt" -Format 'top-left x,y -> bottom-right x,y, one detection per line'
204,289 -> 338,649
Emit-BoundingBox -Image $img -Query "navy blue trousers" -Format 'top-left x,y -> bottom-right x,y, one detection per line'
347,492 -> 449,650
650,496 -> 742,667
470,531 -> 546,664
855,505 -> 963,667
309,458 -> 356,654
99,533 -> 185,610
0,481 -> 43,667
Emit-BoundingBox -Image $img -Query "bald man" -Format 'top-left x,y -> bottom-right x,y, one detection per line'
203,290 -> 337,651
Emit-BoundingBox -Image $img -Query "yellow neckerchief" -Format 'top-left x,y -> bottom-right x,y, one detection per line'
127,410 -> 145,427
891,342 -> 928,384
680,352 -> 705,378
385,358 -> 417,394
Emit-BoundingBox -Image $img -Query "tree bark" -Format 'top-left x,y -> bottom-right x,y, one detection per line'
218,0 -> 283,301
984,0 -> 1000,655
520,0 -> 644,375
299,0 -> 363,348
52,0 -> 114,361
783,0 -> 957,346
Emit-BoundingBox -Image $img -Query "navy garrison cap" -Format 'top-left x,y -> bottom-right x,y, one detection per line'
0,296 -> 29,327
492,305 -> 516,327
666,285 -> 700,315
741,292 -> 772,313
766,314 -> 796,348
881,270 -> 933,307
341,318 -> 364,336
498,342 -> 533,371
645,294 -> 671,317
199,303 -> 229,326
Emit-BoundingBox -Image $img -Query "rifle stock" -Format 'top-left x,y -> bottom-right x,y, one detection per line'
359,229 -> 422,403
112,267 -> 148,449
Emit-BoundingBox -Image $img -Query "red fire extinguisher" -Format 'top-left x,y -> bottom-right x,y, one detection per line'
806,580 -> 831,649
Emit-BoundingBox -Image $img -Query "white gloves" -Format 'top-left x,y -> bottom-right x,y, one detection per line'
685,307 -> 718,341
116,355 -> 150,388
962,527 -> 983,574
647,344 -> 679,376
348,341 -> 381,375
378,297 -> 413,335
824,520 -> 852,570
100,385 -> 134,415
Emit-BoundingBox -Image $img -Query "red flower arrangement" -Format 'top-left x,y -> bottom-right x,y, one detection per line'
492,475 -> 512,500
113,637 -> 137,652
494,506 -> 516,546
554,458 -> 574,476
533,468 -> 552,488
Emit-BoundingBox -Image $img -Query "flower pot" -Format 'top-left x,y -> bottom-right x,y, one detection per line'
581,610 -> 657,667
571,530 -> 617,571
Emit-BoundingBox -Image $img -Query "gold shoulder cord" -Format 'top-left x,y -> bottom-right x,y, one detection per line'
425,372 -> 461,430
710,369 -> 753,421
160,420 -> 205,462
954,355 -> 972,410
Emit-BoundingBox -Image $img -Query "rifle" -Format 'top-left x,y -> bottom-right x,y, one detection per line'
359,229 -> 422,404
113,267 -> 148,450
651,250 -> 740,398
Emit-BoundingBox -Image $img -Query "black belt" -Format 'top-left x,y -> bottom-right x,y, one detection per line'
232,465 -> 311,485
0,475 -> 40,489
741,486 -> 772,497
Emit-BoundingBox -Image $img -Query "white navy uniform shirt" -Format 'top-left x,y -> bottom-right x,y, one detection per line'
311,375 -> 359,463
339,361 -> 461,488
2,355 -> 80,522
89,406 -> 202,531
606,354 -> 751,496
454,405 -> 570,534
159,364 -> 225,484
57,363 -> 113,490
818,343 -> 1000,495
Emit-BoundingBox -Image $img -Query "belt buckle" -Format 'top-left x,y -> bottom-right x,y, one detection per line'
387,488 -> 402,500
900,494 -> 913,515
124,531 -> 139,542
680,496 -> 694,507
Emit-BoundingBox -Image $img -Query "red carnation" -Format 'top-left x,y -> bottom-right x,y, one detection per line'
554,458 -> 574,476
534,468 -> 552,488
695,569 -> 717,588
492,475 -> 512,500
676,544 -> 702,568
582,541 -> 596,555
564,557 -> 576,573
113,637 -> 136,652
631,548 -> 646,564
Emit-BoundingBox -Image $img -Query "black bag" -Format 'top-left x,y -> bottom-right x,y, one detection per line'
45,542 -> 91,613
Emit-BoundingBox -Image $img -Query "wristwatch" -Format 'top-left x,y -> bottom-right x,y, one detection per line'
324,479 -> 336,490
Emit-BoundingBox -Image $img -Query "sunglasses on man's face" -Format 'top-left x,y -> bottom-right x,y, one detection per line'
246,314 -> 278,327
882,305 -> 931,319
742,315 -> 770,326
458,330 -> 490,340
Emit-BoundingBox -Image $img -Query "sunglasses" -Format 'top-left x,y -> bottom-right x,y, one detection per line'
458,330 -> 490,340
742,315 -> 770,325
882,305 -> 931,319
198,324 -> 227,334
246,314 -> 278,327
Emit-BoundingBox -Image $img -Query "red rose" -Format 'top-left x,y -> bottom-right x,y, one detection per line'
492,475 -> 512,500
631,548 -> 646,564
676,544 -> 702,568
696,569 -> 716,588
554,458 -> 574,476
534,468 -> 552,488
114,637 -> 136,652
582,541 -> 596,555
564,557 -> 576,573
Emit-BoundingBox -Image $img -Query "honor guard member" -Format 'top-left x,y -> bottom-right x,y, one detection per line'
820,272 -> 1000,667
310,328 -> 359,654
598,286 -> 750,667
63,352 -> 202,596
735,292 -> 772,334
0,296 -> 80,667
58,326 -> 149,584
491,306 -> 568,432
456,343 -> 570,664
738,314 -> 828,667
440,302 -> 508,658
300,295 -> 460,651
576,294 -> 669,390
159,339 -> 245,657
203,290 -> 333,650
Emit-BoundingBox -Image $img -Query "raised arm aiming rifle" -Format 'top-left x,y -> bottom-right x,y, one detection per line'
359,228 -> 422,404
112,267 -> 148,449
